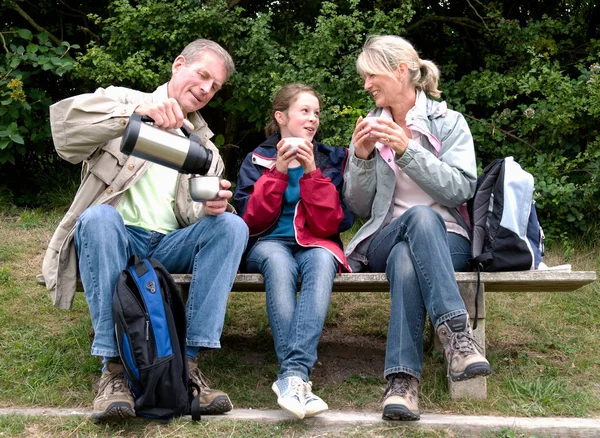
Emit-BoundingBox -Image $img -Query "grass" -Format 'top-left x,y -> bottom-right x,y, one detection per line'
0,206 -> 598,437
2,415 -> 521,438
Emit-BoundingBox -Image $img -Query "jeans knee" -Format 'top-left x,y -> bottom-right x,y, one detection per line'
306,248 -> 337,272
386,243 -> 415,281
75,205 -> 123,242
403,206 -> 443,228
210,213 -> 249,247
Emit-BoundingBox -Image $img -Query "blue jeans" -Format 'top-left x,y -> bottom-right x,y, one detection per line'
74,204 -> 248,358
245,238 -> 337,382
367,206 -> 471,381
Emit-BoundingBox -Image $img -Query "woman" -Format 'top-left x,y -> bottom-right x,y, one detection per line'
343,35 -> 492,421
233,83 -> 353,419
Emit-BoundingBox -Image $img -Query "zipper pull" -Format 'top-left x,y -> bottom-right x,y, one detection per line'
145,314 -> 150,341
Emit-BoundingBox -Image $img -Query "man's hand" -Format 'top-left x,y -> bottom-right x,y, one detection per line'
134,99 -> 194,131
203,179 -> 233,216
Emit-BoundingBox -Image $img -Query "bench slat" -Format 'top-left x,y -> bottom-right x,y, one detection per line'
36,271 -> 597,293
173,271 -> 596,293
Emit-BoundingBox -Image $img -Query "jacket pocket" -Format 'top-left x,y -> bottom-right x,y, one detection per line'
88,141 -> 127,185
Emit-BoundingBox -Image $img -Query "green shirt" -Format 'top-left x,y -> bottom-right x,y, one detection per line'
116,163 -> 180,234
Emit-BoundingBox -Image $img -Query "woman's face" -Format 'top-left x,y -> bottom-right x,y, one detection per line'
363,71 -> 402,108
276,92 -> 320,140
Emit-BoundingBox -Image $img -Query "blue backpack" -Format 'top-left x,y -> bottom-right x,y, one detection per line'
112,256 -> 201,420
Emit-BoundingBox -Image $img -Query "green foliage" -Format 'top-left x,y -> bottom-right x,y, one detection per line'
445,13 -> 600,243
74,0 -> 418,148
0,29 -> 79,165
2,0 -> 600,240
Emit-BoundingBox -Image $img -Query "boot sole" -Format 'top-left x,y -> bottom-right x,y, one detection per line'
450,362 -> 493,382
91,402 -> 136,422
199,395 -> 233,415
382,404 -> 420,421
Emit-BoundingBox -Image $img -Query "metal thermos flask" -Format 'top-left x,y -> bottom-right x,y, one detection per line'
120,114 -> 213,175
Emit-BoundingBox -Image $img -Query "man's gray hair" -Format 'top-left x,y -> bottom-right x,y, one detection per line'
179,39 -> 235,79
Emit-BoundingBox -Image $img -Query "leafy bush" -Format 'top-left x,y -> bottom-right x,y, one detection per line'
2,0 -> 599,242
0,29 -> 78,165
444,15 -> 600,243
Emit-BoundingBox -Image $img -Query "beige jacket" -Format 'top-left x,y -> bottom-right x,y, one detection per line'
43,83 -> 227,309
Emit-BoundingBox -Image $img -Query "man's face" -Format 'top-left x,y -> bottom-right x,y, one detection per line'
168,50 -> 228,116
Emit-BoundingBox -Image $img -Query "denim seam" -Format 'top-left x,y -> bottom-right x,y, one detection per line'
434,309 -> 467,330
279,370 -> 308,382
185,339 -> 221,349
384,365 -> 421,382
91,347 -> 120,358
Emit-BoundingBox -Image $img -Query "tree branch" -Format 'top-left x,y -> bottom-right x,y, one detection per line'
465,0 -> 491,33
406,15 -> 487,34
463,113 -> 539,153
7,1 -> 63,46
77,25 -> 100,42
0,32 -> 9,53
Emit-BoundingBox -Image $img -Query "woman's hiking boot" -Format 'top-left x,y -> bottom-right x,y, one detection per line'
381,372 -> 420,421
436,314 -> 492,381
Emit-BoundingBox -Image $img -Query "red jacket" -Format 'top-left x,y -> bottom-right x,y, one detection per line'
233,134 -> 354,271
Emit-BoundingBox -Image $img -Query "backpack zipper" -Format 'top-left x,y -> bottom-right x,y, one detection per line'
145,313 -> 150,341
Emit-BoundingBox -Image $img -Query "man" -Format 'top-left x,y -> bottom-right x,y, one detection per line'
42,39 -> 249,421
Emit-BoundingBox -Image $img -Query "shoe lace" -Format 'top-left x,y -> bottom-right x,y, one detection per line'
287,378 -> 305,399
380,373 -> 410,402
189,364 -> 211,391
303,381 -> 315,400
100,371 -> 128,396
449,331 -> 484,357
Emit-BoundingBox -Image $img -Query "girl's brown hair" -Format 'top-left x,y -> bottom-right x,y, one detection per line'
265,83 -> 322,136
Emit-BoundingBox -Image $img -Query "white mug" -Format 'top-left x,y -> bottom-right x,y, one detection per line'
283,137 -> 306,153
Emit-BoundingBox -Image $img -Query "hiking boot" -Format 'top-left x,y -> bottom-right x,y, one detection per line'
436,314 -> 492,381
91,362 -> 135,422
303,381 -> 328,417
381,373 -> 420,421
188,358 -> 233,415
272,376 -> 306,419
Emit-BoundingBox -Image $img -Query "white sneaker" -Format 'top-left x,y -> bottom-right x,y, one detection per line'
272,376 -> 306,419
303,381 -> 328,417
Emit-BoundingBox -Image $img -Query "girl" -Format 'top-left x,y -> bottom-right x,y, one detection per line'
233,83 -> 353,419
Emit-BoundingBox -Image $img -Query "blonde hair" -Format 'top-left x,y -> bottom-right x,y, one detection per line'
265,83 -> 322,136
356,35 -> 441,98
179,39 -> 235,79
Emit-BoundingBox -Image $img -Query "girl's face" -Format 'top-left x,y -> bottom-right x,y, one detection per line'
276,92 -> 320,140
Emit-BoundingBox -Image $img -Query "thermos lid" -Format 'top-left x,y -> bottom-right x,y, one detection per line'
120,113 -> 144,155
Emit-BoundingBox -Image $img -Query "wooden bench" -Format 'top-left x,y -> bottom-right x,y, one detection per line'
37,270 -> 597,400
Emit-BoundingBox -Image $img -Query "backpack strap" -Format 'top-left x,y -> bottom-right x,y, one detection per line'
472,263 -> 483,330
128,258 -> 173,358
190,391 -> 201,421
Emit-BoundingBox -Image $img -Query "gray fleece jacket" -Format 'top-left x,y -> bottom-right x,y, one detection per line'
342,92 -> 477,272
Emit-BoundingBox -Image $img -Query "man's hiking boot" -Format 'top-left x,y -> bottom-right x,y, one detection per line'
436,314 -> 492,381
188,358 -> 233,415
381,372 -> 420,421
91,362 -> 135,422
